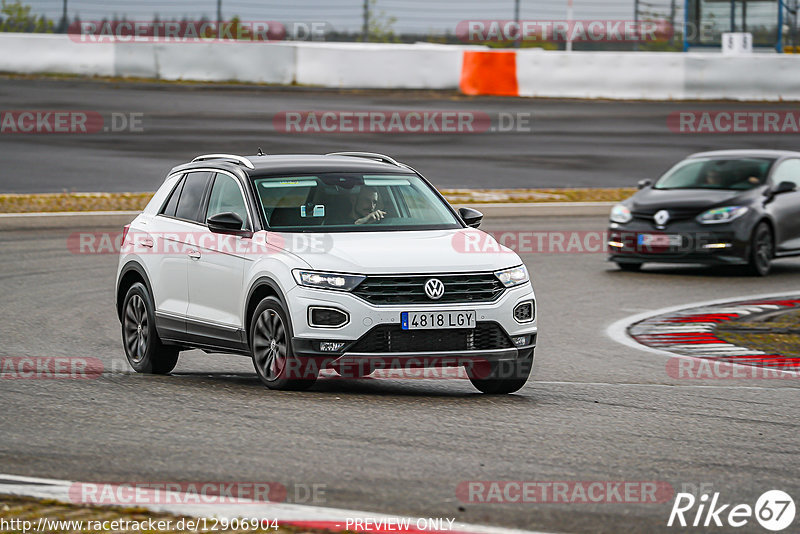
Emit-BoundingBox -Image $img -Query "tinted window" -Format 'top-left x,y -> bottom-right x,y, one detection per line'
160,175 -> 185,217
206,173 -> 248,229
654,158 -> 774,190
252,173 -> 460,232
771,159 -> 800,188
175,172 -> 212,222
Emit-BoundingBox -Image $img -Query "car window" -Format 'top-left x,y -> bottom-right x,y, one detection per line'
160,175 -> 184,217
654,158 -> 774,190
771,159 -> 800,188
252,173 -> 460,232
174,172 -> 212,223
206,173 -> 249,229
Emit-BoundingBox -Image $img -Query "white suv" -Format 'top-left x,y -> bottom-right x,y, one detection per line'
115,152 -> 537,394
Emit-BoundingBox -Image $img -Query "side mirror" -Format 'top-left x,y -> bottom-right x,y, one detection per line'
773,181 -> 797,195
637,179 -> 652,190
207,212 -> 247,235
458,207 -> 483,228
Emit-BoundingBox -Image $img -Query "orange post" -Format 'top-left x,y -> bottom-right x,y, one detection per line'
460,51 -> 519,97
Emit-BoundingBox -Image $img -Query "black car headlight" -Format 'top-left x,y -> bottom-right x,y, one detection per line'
293,270 -> 366,291
696,206 -> 748,225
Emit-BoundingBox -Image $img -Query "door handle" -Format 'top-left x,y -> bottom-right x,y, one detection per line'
188,249 -> 201,260
141,238 -> 154,248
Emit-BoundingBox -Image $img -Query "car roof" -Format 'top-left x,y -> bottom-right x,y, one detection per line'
169,154 -> 418,178
687,149 -> 800,160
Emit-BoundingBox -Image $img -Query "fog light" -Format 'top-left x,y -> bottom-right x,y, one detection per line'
513,301 -> 534,323
703,243 -> 732,249
308,306 -> 349,328
512,336 -> 528,347
608,241 -> 624,248
319,341 -> 346,352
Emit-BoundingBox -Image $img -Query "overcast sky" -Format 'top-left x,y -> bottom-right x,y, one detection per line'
25,0 -> 667,34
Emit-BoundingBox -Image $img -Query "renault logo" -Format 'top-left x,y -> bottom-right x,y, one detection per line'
424,278 -> 445,300
654,210 -> 670,226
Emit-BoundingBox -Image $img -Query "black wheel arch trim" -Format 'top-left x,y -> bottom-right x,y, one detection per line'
116,261 -> 154,322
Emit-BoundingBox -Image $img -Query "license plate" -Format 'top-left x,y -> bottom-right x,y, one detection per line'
638,234 -> 682,247
401,311 -> 476,330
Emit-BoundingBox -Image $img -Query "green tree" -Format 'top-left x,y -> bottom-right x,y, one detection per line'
0,0 -> 54,32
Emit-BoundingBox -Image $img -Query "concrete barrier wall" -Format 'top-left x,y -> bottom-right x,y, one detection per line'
1,33 -> 799,100
294,42 -> 467,89
0,34 -> 115,76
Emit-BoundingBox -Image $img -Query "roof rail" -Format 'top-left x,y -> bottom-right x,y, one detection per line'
191,154 -> 255,170
325,152 -> 401,167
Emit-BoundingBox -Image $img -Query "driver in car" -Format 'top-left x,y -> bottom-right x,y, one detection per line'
351,187 -> 386,224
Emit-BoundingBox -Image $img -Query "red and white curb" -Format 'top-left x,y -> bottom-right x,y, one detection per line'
607,292 -> 800,375
0,474 -> 552,534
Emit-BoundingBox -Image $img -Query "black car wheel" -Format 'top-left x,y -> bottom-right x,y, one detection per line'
467,349 -> 534,394
250,297 -> 317,390
121,283 -> 180,374
746,222 -> 773,276
616,262 -> 642,272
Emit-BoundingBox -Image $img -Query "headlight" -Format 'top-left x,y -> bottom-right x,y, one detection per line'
696,206 -> 749,225
293,270 -> 366,291
494,265 -> 529,287
610,204 -> 632,224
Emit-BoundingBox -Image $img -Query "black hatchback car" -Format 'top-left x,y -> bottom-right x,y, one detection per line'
608,150 -> 800,275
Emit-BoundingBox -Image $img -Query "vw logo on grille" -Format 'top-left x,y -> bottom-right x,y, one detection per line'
424,278 -> 445,300
654,210 -> 670,226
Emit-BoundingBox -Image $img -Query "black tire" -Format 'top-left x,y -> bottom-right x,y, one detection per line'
121,283 -> 180,374
616,262 -> 642,272
250,297 -> 316,390
467,349 -> 534,394
746,222 -> 773,277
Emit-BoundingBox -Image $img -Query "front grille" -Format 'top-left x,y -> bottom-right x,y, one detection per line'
632,208 -> 701,223
348,322 -> 513,353
353,273 -> 505,305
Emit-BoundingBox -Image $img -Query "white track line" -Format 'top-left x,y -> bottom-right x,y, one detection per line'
0,474 -> 552,534
605,291 -> 800,379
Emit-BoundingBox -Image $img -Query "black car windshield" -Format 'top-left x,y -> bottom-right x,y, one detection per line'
654,157 -> 775,190
253,173 -> 462,232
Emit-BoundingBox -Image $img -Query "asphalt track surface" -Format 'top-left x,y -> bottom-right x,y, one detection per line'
4,76 -> 800,193
1,213 -> 800,533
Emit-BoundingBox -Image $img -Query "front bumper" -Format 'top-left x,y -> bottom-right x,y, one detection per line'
606,219 -> 751,265
284,282 -> 537,364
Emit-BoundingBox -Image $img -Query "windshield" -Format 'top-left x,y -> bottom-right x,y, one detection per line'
654,157 -> 775,190
253,173 -> 461,232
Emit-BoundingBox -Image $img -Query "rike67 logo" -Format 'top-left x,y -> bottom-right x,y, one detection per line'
668,490 -> 795,531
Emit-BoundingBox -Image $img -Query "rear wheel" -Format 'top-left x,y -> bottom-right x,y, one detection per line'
250,297 -> 316,390
467,349 -> 534,394
746,222 -> 773,276
121,283 -> 180,374
616,262 -> 642,272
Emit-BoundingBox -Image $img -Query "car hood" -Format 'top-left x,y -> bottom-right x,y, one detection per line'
630,187 -> 761,212
270,228 -> 521,274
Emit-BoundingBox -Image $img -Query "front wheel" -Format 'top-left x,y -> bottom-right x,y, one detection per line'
121,283 -> 180,374
616,262 -> 642,272
250,297 -> 316,390
746,222 -> 773,276
467,349 -> 534,394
